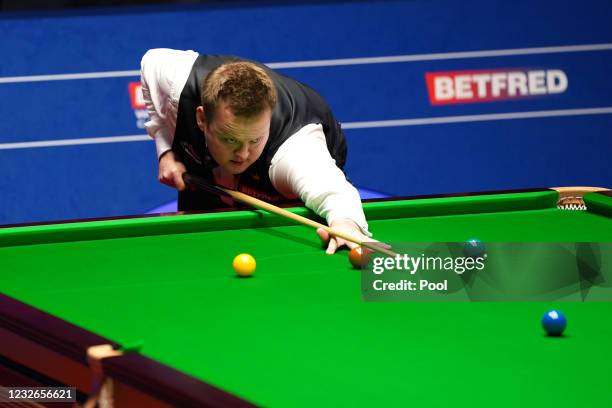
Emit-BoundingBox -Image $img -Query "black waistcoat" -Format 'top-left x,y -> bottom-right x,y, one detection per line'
173,54 -> 347,210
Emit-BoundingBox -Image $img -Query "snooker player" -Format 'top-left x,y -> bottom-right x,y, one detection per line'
140,48 -> 372,254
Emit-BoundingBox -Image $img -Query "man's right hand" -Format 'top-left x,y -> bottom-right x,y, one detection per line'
158,151 -> 187,191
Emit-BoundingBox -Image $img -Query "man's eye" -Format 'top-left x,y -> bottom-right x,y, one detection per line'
250,138 -> 261,145
225,138 -> 237,144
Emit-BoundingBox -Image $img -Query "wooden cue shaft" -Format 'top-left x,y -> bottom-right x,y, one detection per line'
219,186 -> 398,257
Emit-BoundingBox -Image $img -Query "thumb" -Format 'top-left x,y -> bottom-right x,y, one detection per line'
175,172 -> 186,191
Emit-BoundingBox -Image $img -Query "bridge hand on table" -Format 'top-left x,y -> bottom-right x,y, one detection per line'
316,218 -> 372,255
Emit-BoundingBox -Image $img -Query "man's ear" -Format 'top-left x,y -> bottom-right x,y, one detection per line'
195,106 -> 207,132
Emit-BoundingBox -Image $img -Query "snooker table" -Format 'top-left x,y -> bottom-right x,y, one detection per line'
1,188 -> 611,407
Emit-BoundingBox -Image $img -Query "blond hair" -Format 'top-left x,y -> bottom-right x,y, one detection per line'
201,62 -> 277,122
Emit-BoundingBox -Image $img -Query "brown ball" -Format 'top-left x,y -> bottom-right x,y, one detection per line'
348,247 -> 370,269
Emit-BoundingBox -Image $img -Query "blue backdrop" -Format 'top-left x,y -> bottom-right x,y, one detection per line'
0,0 -> 611,224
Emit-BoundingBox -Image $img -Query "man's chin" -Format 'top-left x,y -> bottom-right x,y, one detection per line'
225,162 -> 248,174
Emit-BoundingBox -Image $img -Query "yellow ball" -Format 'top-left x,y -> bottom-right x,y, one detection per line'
232,253 -> 256,277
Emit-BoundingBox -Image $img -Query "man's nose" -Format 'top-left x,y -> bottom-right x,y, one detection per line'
234,144 -> 249,160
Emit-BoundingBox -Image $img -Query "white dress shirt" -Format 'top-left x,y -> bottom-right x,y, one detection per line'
140,48 -> 370,234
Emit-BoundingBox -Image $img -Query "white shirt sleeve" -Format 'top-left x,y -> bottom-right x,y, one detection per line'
140,48 -> 199,159
269,124 -> 371,236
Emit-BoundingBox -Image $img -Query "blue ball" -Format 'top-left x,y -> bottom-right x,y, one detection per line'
542,310 -> 567,336
463,239 -> 486,259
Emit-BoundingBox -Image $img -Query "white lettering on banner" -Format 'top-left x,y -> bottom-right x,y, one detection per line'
426,69 -> 568,104
547,70 -> 568,93
434,77 -> 453,100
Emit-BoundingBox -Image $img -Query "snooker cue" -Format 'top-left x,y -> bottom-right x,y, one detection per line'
182,173 -> 397,257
